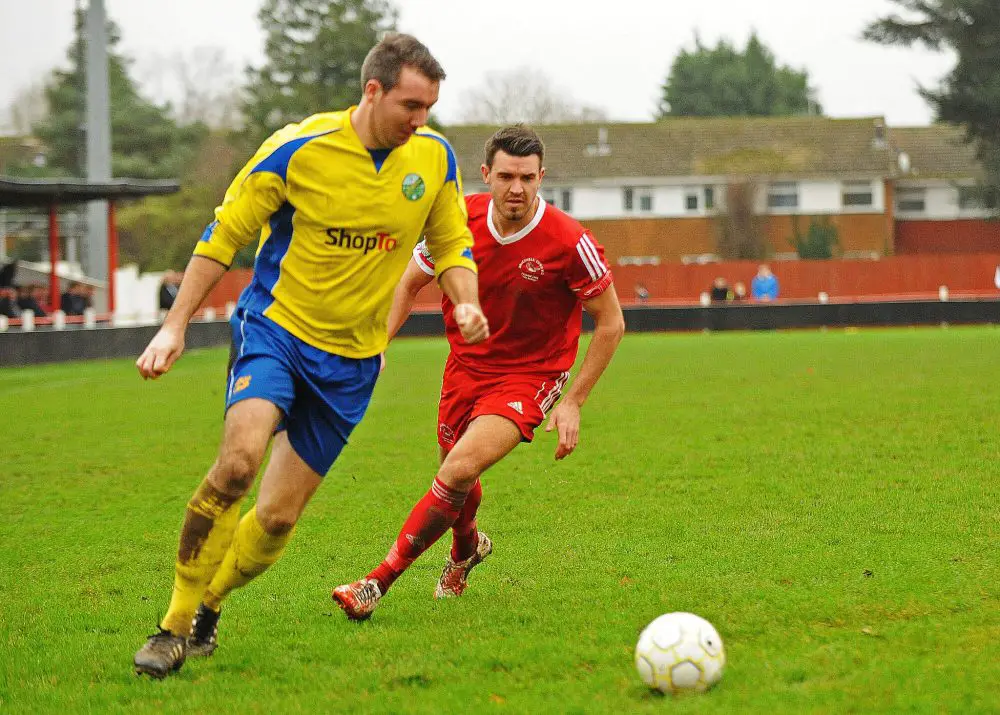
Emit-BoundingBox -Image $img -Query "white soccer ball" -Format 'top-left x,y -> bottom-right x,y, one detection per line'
634,612 -> 725,694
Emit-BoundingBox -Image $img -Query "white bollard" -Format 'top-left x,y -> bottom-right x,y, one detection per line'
83,308 -> 97,328
938,285 -> 949,302
21,309 -> 35,331
52,310 -> 66,330
699,291 -> 711,307
203,307 -> 217,322
0,315 -> 8,332
818,292 -> 829,304
225,301 -> 236,319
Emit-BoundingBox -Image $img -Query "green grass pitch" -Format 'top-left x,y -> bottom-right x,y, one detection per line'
1,327 -> 997,713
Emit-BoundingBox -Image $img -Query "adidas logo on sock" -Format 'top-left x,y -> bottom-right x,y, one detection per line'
507,401 -> 523,415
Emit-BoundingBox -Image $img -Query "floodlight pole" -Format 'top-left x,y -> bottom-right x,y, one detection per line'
85,0 -> 111,309
49,204 -> 60,312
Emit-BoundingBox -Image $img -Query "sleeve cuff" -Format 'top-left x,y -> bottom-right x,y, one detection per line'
193,240 -> 236,268
575,272 -> 614,300
433,254 -> 478,280
413,245 -> 436,276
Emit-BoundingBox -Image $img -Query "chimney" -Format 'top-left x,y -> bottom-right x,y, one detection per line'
585,127 -> 612,157
897,151 -> 911,174
873,119 -> 888,150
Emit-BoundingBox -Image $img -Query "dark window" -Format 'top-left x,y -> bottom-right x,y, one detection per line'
561,189 -> 573,212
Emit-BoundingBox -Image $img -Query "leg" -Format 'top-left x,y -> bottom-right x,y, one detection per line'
161,397 -> 281,636
367,415 -> 521,593
190,350 -> 378,652
134,398 -> 279,678
438,444 -> 482,563
202,431 -> 322,610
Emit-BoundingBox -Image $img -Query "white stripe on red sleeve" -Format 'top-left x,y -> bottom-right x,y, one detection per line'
413,241 -> 435,276
579,234 -> 607,277
576,240 -> 601,281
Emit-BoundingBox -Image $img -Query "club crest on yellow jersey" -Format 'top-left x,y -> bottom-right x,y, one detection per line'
402,173 -> 425,201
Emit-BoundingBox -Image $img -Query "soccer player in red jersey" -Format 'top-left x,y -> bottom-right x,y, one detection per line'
333,125 -> 625,618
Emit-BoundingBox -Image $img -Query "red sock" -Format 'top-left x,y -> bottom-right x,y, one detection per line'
451,478 -> 482,562
368,476 -> 468,593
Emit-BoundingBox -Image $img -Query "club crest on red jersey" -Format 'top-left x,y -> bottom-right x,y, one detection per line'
439,423 -> 456,444
518,257 -> 545,282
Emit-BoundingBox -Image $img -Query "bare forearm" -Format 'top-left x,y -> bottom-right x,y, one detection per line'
437,266 -> 480,307
388,284 -> 420,339
163,255 -> 227,330
564,324 -> 623,407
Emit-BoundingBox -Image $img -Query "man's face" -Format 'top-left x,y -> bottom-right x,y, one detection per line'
482,151 -> 545,223
366,66 -> 439,148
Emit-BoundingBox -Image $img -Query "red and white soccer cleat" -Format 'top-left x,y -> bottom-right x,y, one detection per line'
332,578 -> 383,620
435,531 -> 493,599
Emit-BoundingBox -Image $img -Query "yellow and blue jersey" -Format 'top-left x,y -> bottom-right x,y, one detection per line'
194,107 -> 476,358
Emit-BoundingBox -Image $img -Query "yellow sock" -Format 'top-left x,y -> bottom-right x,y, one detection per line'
160,481 -> 243,636
202,506 -> 294,611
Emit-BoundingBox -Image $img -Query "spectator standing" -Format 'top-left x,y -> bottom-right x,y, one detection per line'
751,264 -> 780,302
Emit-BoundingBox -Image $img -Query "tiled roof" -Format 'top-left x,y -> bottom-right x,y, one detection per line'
890,124 -> 981,180
443,117 -> 983,183
444,116 -> 903,183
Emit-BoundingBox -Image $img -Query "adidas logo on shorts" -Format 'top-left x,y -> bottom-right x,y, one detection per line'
506,401 -> 524,415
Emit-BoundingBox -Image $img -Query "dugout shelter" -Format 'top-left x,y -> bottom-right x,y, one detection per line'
0,176 -> 179,313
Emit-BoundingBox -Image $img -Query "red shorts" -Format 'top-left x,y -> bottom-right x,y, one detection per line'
437,358 -> 571,451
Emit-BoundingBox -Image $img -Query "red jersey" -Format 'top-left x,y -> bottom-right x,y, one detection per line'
414,192 -> 613,374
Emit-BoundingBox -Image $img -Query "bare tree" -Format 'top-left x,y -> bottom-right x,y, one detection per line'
458,67 -> 607,125
136,47 -> 243,128
715,181 -> 769,260
5,80 -> 49,135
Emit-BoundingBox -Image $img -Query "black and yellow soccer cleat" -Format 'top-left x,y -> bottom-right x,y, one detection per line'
133,628 -> 186,679
187,604 -> 221,657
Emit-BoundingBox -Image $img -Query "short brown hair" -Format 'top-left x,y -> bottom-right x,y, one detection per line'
484,124 -> 545,168
361,33 -> 445,92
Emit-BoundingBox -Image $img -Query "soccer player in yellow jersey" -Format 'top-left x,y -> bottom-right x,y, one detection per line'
132,33 -> 488,679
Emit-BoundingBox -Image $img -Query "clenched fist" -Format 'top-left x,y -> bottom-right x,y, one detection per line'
453,302 -> 489,344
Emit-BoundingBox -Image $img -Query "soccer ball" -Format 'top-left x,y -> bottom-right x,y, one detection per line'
634,612 -> 725,694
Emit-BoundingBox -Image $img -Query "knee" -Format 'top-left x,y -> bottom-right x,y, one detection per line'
210,449 -> 260,495
255,504 -> 297,536
438,455 -> 482,491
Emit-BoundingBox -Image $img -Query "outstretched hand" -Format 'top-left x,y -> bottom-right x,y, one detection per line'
545,400 -> 580,460
136,325 -> 185,380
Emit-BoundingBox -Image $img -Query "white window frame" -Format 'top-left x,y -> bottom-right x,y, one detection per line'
895,187 -> 926,215
841,181 -> 875,211
542,187 -> 573,212
684,187 -> 700,212
623,186 -> 654,214
767,182 -> 799,212
560,188 -> 573,213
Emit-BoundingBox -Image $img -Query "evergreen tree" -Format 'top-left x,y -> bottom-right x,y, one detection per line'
242,0 -> 397,147
23,7 -> 204,179
659,33 -> 820,118
865,0 -> 1000,208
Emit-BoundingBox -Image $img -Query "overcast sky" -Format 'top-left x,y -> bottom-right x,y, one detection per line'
0,0 -> 955,131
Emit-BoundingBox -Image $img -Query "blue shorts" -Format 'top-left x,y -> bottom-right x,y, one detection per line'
226,310 -> 380,476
